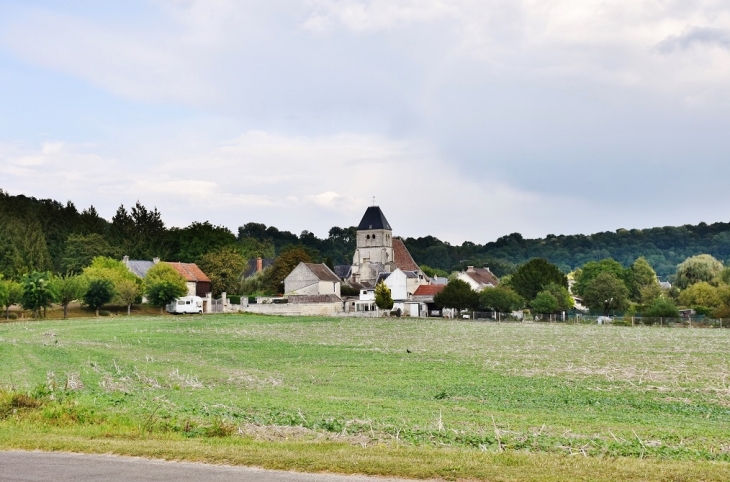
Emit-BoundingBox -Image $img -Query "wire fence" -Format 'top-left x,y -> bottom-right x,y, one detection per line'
470,312 -> 730,328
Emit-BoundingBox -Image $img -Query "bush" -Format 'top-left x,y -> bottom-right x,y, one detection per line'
227,295 -> 241,304
7,313 -> 17,320
98,310 -> 111,317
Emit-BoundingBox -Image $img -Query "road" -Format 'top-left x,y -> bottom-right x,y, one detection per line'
0,451 -> 411,482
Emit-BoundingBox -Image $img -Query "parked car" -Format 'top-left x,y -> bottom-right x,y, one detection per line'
166,296 -> 203,315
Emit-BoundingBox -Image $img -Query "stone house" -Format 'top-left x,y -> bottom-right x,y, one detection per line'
284,262 -> 341,297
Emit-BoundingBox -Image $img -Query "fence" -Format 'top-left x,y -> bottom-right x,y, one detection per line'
469,312 -> 730,328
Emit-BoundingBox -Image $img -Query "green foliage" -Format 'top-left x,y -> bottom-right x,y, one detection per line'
61,233 -> 118,274
678,282 -> 721,308
20,271 -> 56,318
642,298 -> 680,318
144,263 -> 188,309
340,284 -> 360,297
675,254 -> 723,289
167,221 -> 236,263
82,256 -> 141,305
0,215 -> 52,279
116,279 -> 140,315
530,291 -> 559,314
541,282 -> 574,312
434,279 -> 479,311
239,268 -> 270,297
573,259 -> 627,297
479,286 -> 524,313
51,274 -> 88,319
510,259 -> 567,301
639,283 -> 664,305
419,265 -> 449,279
83,279 -> 115,315
198,246 -> 247,297
1,280 -> 23,319
582,272 -> 630,316
146,280 -> 188,309
374,282 -> 394,310
110,202 -> 168,260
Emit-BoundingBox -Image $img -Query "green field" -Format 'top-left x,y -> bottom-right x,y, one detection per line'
1,314 -> 729,481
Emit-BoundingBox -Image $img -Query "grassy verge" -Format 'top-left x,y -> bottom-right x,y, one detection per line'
1,314 -> 730,480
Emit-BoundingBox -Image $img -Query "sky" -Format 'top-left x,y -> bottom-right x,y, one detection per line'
1,1 -> 730,244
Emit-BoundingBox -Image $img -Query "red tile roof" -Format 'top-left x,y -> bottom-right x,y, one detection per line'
393,238 -> 420,272
167,262 -> 211,283
413,284 -> 446,296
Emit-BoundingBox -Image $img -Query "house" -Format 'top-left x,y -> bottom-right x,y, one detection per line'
380,268 -> 422,301
412,284 -> 446,316
122,255 -> 155,278
167,262 -> 212,297
457,266 -> 499,291
284,262 -> 341,297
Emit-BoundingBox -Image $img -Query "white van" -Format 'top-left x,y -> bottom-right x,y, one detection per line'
166,296 -> 203,315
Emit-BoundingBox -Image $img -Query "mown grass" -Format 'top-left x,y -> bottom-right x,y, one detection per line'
1,314 -> 729,480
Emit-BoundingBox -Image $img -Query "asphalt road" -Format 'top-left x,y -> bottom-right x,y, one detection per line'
0,451 -> 411,482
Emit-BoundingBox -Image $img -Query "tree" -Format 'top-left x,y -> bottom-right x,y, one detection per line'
0,280 -> 23,320
374,282 -> 394,310
84,278 -> 115,316
573,259 -> 627,297
639,283 -> 664,305
168,221 -> 236,263
82,256 -> 141,305
0,215 -> 52,279
542,282 -> 574,312
198,246 -> 247,297
264,247 -> 312,295
0,280 -> 7,319
434,279 -> 479,311
678,281 -> 721,308
628,257 -> 659,301
144,263 -> 187,313
62,233 -> 119,274
116,279 -> 140,315
675,254 -> 723,289
109,202 -> 168,260
582,272 -> 630,316
511,259 -> 567,301
643,298 -> 679,318
20,271 -> 57,318
479,286 -> 524,313
530,291 -> 559,315
52,274 -> 88,319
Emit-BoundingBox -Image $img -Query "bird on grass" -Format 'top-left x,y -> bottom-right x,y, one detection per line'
406,349 -> 412,353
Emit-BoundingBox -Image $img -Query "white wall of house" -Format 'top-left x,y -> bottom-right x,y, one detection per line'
284,263 -> 341,296
317,280 -> 341,297
186,281 -> 196,297
359,289 -> 375,301
456,272 -> 483,292
384,269 -> 408,300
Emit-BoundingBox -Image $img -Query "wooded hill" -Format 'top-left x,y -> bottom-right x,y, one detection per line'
2,189 -> 728,278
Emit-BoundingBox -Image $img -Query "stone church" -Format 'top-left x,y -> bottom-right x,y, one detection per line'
347,206 -> 427,287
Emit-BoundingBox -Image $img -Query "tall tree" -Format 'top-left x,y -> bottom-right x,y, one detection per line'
168,221 -> 236,263
264,247 -> 312,295
198,246 -> 247,297
116,279 -> 140,315
678,282 -> 721,308
144,263 -> 188,313
530,291 -> 559,315
62,233 -> 119,274
510,258 -> 567,302
84,278 -> 115,316
573,259 -> 627,297
82,256 -> 141,305
675,254 -> 723,289
582,272 -> 630,316
0,280 -> 23,319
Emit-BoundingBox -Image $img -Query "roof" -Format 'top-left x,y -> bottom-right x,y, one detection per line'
463,267 -> 499,287
168,262 -> 211,283
403,270 -> 419,279
392,238 -> 420,272
431,276 -> 448,285
125,260 -> 154,278
413,285 -> 446,296
304,263 -> 341,283
333,265 -> 352,279
376,272 -> 390,284
289,294 -> 342,303
357,206 -> 392,230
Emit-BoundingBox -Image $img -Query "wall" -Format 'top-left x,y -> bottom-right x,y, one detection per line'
244,302 -> 343,316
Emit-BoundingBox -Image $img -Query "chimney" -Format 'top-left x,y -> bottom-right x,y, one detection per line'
467,266 -> 475,272
153,257 -> 160,264
485,266 -> 491,273
256,257 -> 263,273
122,255 -> 129,265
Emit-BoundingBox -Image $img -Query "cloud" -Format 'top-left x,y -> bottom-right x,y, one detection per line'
656,27 -> 730,53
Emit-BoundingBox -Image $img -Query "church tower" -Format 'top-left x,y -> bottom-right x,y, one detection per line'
350,206 -> 394,283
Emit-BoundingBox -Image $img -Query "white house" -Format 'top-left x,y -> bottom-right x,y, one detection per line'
457,266 -> 499,291
284,263 -> 341,297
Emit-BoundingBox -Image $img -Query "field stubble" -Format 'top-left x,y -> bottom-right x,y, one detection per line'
1,315 -> 729,480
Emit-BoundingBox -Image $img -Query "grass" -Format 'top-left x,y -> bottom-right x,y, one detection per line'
1,314 -> 729,480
